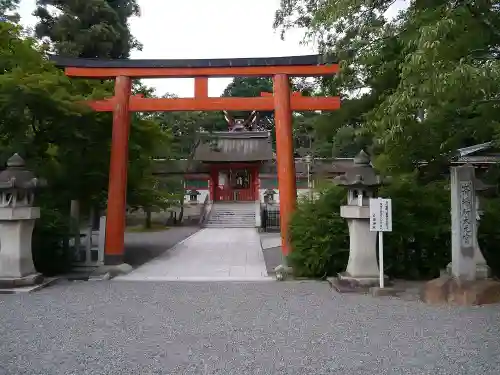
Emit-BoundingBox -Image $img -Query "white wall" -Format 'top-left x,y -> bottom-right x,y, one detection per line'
259,188 -> 312,203
184,189 -> 209,204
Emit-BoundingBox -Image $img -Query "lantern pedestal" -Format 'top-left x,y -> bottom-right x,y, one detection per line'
338,205 -> 383,286
0,207 -> 43,287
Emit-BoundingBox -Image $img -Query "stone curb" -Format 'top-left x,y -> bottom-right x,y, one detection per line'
89,263 -> 133,280
0,277 -> 59,294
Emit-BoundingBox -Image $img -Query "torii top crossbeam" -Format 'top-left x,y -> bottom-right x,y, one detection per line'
52,54 -> 340,265
50,54 -> 338,78
51,55 -> 340,112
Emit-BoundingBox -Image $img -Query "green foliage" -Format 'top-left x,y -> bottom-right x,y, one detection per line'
0,13 -> 170,273
378,176 -> 451,279
34,0 -> 142,58
477,197 -> 500,277
288,185 -> 349,277
289,174 -> 500,280
0,0 -> 20,21
275,1 -> 500,173
32,204 -> 71,276
223,77 -> 274,120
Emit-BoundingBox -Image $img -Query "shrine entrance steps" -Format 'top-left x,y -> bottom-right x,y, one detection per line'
115,227 -> 269,281
204,202 -> 256,228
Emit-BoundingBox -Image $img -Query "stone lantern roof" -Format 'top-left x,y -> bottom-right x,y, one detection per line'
332,150 -> 383,188
0,154 -> 46,190
264,188 -> 276,196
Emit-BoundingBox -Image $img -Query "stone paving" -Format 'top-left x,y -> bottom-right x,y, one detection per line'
0,280 -> 499,375
124,226 -> 200,268
117,228 -> 269,281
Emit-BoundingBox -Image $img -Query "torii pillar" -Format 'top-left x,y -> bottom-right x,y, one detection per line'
273,74 -> 297,255
104,76 -> 132,265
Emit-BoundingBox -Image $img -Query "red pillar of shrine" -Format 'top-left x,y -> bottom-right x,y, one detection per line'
104,76 -> 132,265
273,74 -> 297,255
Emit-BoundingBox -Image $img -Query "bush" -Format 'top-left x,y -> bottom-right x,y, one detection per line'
288,173 -> 500,280
378,176 -> 451,279
477,197 -> 500,278
288,186 -> 349,278
32,206 -> 72,276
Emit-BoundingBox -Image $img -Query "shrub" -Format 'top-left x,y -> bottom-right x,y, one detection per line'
288,175 -> 456,280
288,186 -> 349,278
378,176 -> 451,279
477,197 -> 500,278
32,206 -> 72,276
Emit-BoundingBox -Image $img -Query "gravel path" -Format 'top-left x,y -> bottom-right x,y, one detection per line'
124,227 -> 199,267
0,280 -> 499,375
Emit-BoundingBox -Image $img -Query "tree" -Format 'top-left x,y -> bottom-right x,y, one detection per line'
275,1 -> 500,173
223,77 -> 274,122
34,0 -> 142,58
0,0 -> 19,21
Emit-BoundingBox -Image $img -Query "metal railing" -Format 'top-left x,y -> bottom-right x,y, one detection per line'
261,206 -> 280,232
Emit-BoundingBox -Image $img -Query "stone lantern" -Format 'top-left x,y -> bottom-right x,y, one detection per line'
0,153 -> 46,287
332,150 -> 385,288
263,189 -> 276,204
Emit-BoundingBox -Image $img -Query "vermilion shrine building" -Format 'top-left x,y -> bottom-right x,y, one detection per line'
153,128 -> 354,205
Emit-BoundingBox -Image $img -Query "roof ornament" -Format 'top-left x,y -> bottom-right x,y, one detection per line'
223,110 -> 258,132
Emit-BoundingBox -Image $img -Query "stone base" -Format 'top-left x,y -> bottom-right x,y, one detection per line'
89,263 -> 133,280
62,266 -> 100,281
421,275 -> 500,306
0,273 -> 44,288
274,264 -> 293,281
0,277 -> 58,294
261,245 -> 284,275
328,272 -> 389,293
370,286 -> 404,297
446,262 -> 491,280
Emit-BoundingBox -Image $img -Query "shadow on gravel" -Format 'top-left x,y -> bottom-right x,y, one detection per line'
124,226 -> 199,268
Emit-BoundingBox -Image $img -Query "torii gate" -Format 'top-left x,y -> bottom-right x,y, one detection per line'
51,55 -> 340,265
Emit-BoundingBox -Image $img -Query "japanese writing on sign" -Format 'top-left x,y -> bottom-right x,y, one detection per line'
369,198 -> 392,232
459,181 -> 473,248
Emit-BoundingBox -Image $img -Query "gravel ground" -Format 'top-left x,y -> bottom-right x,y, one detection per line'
0,280 -> 499,375
124,227 -> 199,267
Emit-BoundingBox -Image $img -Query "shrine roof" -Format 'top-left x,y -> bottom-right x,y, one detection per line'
193,131 -> 273,162
49,54 -> 337,69
457,142 -> 495,157
454,141 -> 500,164
152,157 -> 355,176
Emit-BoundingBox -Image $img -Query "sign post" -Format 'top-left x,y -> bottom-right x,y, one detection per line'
369,198 -> 392,288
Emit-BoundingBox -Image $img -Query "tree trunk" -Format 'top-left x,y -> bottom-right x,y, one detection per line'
70,199 -> 80,260
145,207 -> 152,229
178,196 -> 185,224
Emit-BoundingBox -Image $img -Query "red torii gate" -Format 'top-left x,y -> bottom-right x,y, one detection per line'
51,55 -> 340,265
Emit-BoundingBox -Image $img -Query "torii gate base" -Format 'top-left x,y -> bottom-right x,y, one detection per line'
52,55 -> 340,265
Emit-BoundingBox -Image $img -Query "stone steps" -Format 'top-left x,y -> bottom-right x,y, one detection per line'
205,203 -> 256,228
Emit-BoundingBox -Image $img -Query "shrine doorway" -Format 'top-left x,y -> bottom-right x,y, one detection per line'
212,165 -> 259,202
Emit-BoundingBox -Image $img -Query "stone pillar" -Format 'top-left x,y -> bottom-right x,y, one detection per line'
339,205 -> 380,284
421,164 -> 500,306
450,164 -> 476,281
0,207 -> 42,284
